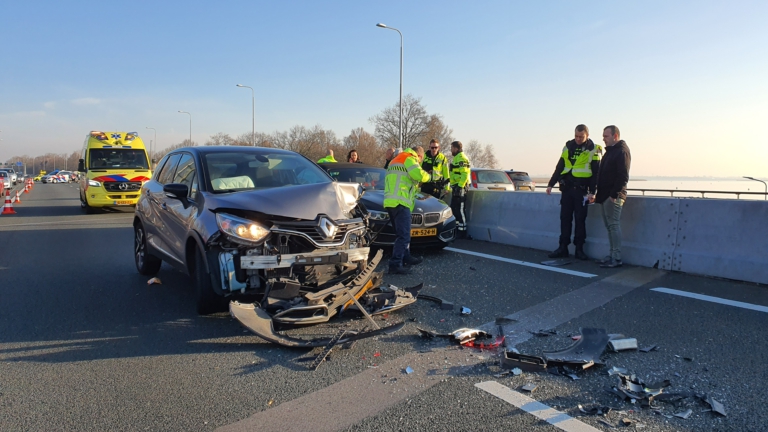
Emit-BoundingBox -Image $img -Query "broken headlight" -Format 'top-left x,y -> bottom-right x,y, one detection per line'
216,213 -> 270,246
368,210 -> 389,221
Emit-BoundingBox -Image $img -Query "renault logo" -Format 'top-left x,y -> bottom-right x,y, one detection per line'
318,217 -> 338,239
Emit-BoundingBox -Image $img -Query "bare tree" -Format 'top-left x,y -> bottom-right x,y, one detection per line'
205,132 -> 234,146
232,131 -> 273,147
420,114 -> 454,149
154,139 -> 198,161
341,127 -> 383,164
370,94 -> 431,149
462,140 -> 499,169
272,125 -> 340,162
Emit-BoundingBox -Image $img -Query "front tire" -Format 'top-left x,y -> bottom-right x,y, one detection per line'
193,248 -> 227,315
81,196 -> 97,214
134,222 -> 162,275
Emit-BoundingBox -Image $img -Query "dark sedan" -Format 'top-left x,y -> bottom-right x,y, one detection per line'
134,147 -> 377,316
506,170 -> 536,191
318,162 -> 456,249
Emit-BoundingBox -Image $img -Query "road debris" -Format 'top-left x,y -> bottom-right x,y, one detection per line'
639,345 -> 659,353
511,368 -> 522,376
608,338 -> 638,352
578,404 -> 615,416
674,409 -> 693,419
521,383 -> 537,392
404,366 -> 414,374
460,306 -> 472,315
607,366 -> 628,376
529,329 -> 558,337
542,328 -> 609,367
417,294 -> 454,310
147,277 -> 162,285
704,395 -> 727,416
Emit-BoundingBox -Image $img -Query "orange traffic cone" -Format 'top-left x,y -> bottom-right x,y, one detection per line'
14,190 -> 21,204
23,182 -> 29,194
1,189 -> 16,215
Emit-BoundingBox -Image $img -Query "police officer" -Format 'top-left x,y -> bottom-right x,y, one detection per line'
317,149 -> 337,163
384,145 -> 430,274
546,124 -> 601,260
449,141 -> 471,238
420,139 -> 450,199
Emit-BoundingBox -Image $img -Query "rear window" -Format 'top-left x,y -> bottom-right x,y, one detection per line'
326,167 -> 385,190
204,151 -> 330,193
476,170 -> 512,184
507,172 -> 532,181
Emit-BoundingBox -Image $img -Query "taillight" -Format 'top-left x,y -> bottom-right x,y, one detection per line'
471,171 -> 478,189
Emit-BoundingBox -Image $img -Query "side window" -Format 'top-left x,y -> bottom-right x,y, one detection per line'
157,154 -> 182,185
173,154 -> 197,199
153,155 -> 171,180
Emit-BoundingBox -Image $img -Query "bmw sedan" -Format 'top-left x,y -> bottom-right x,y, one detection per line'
319,162 -> 456,249
134,147 -> 379,316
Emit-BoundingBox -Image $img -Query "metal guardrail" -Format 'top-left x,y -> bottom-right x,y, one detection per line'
627,188 -> 767,199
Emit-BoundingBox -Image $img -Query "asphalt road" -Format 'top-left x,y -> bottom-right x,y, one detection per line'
1,182 -> 767,431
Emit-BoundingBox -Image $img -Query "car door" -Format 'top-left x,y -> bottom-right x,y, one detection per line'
146,153 -> 183,264
161,153 -> 200,261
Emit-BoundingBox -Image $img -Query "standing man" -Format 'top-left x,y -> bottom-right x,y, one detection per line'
384,145 -> 430,274
546,124 -> 602,260
421,139 -> 450,199
383,147 -> 395,169
595,125 -> 631,268
449,141 -> 471,238
317,149 -> 336,163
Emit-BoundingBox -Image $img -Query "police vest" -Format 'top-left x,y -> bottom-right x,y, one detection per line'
560,144 -> 601,178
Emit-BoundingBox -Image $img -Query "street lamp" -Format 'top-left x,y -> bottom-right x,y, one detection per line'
743,176 -> 767,200
178,111 -> 192,145
236,84 -> 256,146
146,127 -> 157,162
376,22 -> 404,150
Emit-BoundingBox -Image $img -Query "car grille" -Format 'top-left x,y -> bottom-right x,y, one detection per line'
411,212 -> 441,226
411,214 -> 423,225
104,182 -> 142,192
271,217 -> 365,247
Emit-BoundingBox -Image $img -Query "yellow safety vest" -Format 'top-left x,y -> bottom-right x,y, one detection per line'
560,144 -> 602,178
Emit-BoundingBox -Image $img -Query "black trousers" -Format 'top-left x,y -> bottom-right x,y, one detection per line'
451,195 -> 466,231
559,187 -> 588,247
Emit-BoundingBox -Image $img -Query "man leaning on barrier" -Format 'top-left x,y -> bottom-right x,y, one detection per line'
384,145 -> 430,275
420,139 -> 451,200
546,124 -> 602,260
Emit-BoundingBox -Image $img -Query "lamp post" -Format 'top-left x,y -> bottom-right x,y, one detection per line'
145,127 -> 157,162
236,84 -> 256,146
376,23 -> 403,150
743,176 -> 767,200
178,111 -> 192,145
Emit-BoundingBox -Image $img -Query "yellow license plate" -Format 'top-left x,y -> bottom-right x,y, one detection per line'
411,228 -> 437,237
115,200 -> 133,205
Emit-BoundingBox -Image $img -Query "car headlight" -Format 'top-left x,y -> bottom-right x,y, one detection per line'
368,210 -> 389,221
88,180 -> 101,187
440,206 -> 453,222
216,213 -> 270,245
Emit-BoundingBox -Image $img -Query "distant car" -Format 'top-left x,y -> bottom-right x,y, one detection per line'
319,162 -> 456,249
0,168 -> 17,185
57,171 -> 73,182
469,168 -> 516,191
41,170 -> 61,183
0,171 -> 10,190
505,171 -> 536,191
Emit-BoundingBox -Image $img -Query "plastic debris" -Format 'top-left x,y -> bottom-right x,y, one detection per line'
147,277 -> 162,285
608,338 -> 638,351
404,366 -> 414,374
521,383 -> 537,392
511,368 -> 522,376
373,352 -> 381,357
620,418 -> 633,426
529,329 -> 557,337
566,373 -> 580,381
704,395 -> 727,416
451,328 -> 490,344
639,345 -> 659,353
608,366 -> 628,376
578,404 -> 614,416
460,307 -> 472,315
416,294 -> 454,310
674,409 -> 692,419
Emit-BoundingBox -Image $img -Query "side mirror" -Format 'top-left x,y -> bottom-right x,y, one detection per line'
78,159 -> 85,172
163,183 -> 189,203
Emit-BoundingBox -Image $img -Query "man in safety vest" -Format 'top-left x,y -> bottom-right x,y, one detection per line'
546,124 -> 602,260
449,141 -> 471,238
420,139 -> 451,200
384,145 -> 430,274
317,149 -> 337,164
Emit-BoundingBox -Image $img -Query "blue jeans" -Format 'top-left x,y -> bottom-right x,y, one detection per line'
600,198 -> 624,260
387,205 -> 412,267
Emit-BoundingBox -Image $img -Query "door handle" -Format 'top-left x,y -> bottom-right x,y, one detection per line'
161,203 -> 168,210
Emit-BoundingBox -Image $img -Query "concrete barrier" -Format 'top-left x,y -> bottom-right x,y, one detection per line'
466,191 -> 768,285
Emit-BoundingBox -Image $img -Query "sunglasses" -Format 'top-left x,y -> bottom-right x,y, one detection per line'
430,147 -> 439,149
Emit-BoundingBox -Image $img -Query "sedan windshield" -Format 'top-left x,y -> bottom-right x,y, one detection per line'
325,166 -> 386,190
204,151 -> 330,192
90,149 -> 149,169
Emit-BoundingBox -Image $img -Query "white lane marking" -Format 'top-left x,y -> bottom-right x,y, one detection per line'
0,218 -> 133,227
651,287 -> 768,313
475,381 -> 600,432
445,247 -> 597,278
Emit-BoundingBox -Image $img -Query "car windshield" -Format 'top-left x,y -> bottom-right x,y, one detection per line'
508,172 -> 532,181
325,166 -> 386,191
204,151 -> 330,193
90,149 -> 149,169
477,170 -> 512,184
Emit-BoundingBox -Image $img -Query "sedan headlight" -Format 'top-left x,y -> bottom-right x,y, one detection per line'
439,206 -> 453,222
88,180 -> 101,187
216,213 -> 270,245
368,210 -> 389,221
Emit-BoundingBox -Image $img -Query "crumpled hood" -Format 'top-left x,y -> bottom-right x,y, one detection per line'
206,181 -> 358,221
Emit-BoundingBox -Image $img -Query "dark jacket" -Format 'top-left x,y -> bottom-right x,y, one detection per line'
595,140 -> 631,203
384,159 -> 391,169
547,139 -> 600,194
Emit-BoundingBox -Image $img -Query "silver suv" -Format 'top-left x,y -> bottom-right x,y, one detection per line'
0,168 -> 18,185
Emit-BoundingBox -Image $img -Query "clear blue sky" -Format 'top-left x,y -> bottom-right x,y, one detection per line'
1,0 -> 766,177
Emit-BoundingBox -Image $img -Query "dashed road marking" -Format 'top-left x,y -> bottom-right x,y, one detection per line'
651,287 -> 768,313
445,247 -> 597,278
475,381 -> 601,432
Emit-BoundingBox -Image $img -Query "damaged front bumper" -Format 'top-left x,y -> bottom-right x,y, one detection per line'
239,247 -> 370,269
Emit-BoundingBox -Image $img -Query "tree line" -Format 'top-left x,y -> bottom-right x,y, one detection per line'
4,95 -> 499,172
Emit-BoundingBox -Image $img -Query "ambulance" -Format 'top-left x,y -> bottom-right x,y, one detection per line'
78,131 -> 151,213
